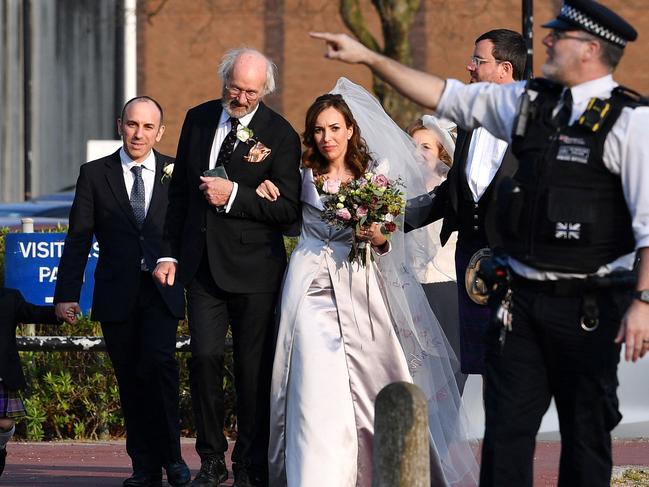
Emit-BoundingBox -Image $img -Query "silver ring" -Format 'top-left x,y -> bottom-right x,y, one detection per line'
580,316 -> 599,332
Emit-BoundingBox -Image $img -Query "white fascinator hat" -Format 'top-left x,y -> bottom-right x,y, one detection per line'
421,115 -> 457,163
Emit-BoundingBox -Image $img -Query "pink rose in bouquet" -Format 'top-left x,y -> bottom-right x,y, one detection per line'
371,173 -> 390,188
322,178 -> 341,194
335,208 -> 352,221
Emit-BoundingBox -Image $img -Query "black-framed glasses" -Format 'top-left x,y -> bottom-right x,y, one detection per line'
548,30 -> 594,43
225,85 -> 260,101
469,56 -> 503,68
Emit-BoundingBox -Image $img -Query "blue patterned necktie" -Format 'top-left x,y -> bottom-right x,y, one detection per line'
130,165 -> 146,226
216,117 -> 239,167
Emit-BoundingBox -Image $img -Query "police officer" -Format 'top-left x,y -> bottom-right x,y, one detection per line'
311,1 -> 649,486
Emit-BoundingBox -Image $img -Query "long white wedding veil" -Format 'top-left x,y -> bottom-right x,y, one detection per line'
330,77 -> 479,486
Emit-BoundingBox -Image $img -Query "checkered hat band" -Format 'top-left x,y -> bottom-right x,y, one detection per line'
560,4 -> 627,47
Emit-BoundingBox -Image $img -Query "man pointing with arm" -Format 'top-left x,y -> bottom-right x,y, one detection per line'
312,1 -> 649,486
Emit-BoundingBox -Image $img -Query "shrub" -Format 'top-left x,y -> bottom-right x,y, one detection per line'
0,228 -> 299,441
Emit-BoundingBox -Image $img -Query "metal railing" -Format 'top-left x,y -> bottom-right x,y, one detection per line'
15,336 -> 234,352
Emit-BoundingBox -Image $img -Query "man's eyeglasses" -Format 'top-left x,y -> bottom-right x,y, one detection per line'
469,56 -> 503,68
548,30 -> 594,43
226,85 -> 260,101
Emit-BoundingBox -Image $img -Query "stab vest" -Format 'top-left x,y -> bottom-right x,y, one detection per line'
498,78 -> 647,273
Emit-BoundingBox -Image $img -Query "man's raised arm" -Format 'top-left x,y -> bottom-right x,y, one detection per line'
310,32 -> 446,110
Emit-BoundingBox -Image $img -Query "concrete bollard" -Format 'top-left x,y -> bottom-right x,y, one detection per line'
373,381 -> 430,487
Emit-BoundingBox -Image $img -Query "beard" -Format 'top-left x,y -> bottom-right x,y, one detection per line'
222,96 -> 259,118
540,60 -> 560,82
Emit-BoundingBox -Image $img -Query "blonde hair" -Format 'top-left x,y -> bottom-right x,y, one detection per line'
406,120 -> 454,168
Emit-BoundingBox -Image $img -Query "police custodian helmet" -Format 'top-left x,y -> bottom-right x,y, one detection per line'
542,0 -> 637,48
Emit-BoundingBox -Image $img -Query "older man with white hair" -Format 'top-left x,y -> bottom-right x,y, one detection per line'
154,48 -> 301,487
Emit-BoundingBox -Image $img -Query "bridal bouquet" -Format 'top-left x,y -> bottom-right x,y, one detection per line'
314,171 -> 405,266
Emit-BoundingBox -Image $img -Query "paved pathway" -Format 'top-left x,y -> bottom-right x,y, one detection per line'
2,438 -> 649,486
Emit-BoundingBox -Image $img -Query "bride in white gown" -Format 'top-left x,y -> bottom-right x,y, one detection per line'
260,79 -> 478,487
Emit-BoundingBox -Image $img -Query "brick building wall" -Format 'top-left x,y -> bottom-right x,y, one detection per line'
138,0 -> 649,156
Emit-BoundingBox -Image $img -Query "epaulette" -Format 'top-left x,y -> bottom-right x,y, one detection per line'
610,85 -> 649,108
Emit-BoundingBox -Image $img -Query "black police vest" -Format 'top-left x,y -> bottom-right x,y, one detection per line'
498,78 -> 646,273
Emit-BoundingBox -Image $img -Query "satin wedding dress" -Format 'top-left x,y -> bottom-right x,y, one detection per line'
269,169 -> 413,487
269,78 -> 479,487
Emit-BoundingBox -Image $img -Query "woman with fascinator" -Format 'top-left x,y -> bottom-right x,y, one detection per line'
258,78 -> 478,487
406,116 -> 467,393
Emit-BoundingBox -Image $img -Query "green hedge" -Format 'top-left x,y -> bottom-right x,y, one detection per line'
1,228 -> 298,441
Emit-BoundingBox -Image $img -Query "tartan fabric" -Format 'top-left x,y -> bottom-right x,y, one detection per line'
0,382 -> 26,419
455,243 -> 495,375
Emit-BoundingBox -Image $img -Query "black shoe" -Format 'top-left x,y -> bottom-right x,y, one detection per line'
233,463 -> 266,487
0,447 -> 6,477
190,456 -> 227,487
123,471 -> 163,487
166,459 -> 191,486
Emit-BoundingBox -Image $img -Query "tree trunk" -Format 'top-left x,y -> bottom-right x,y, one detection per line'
340,0 -> 424,128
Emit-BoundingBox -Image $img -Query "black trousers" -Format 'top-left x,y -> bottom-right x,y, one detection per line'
480,277 -> 630,487
186,257 -> 277,481
101,272 -> 182,474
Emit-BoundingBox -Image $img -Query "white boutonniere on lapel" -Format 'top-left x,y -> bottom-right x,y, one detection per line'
236,126 -> 272,163
236,126 -> 254,143
161,163 -> 174,183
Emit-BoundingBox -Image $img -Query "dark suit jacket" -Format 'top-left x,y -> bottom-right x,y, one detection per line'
407,129 -> 518,249
161,100 -> 301,293
54,149 -> 185,322
0,288 -> 59,390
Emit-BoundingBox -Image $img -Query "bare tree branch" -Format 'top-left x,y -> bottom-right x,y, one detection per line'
340,0 -> 380,53
145,0 -> 171,24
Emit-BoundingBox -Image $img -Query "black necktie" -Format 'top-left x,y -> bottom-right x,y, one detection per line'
216,117 -> 239,167
553,89 -> 573,128
130,165 -> 146,226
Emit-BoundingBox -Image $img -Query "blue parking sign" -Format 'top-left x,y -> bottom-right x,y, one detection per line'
4,233 -> 98,314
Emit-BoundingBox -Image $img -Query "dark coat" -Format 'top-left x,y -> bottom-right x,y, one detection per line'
161,100 -> 302,293
0,288 -> 59,390
407,129 -> 518,250
54,149 -> 185,322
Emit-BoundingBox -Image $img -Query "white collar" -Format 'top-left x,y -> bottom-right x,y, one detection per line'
120,147 -> 156,172
218,103 -> 260,128
568,74 -> 618,107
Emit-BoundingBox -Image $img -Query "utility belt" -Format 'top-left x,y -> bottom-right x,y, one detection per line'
476,255 -> 636,347
510,271 -> 637,296
512,270 -> 636,333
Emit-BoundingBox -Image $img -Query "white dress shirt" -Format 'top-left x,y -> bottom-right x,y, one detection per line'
465,127 -> 508,202
437,75 -> 649,279
208,106 -> 259,212
120,147 -> 156,214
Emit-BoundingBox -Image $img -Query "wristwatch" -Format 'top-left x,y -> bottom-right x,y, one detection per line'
634,290 -> 649,303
